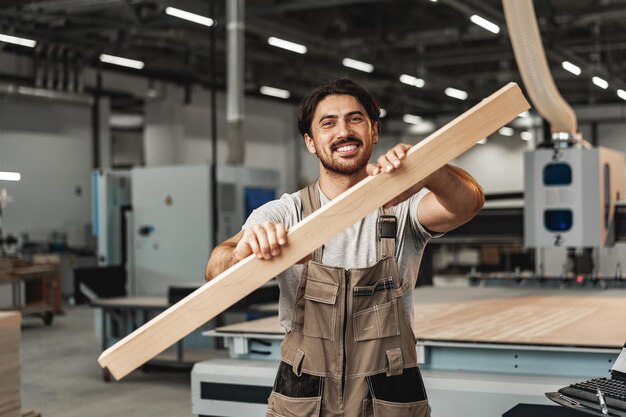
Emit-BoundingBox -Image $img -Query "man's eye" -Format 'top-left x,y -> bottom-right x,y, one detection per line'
350,116 -> 363,122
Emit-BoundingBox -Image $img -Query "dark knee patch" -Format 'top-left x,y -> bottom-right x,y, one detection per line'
274,361 -> 323,398
367,366 -> 427,403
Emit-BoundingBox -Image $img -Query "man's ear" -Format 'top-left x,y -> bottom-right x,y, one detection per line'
372,121 -> 379,144
304,133 -> 316,154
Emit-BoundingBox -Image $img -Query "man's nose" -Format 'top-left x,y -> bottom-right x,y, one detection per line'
336,120 -> 351,138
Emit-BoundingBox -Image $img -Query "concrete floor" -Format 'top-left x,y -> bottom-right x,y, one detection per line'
20,305 -> 221,417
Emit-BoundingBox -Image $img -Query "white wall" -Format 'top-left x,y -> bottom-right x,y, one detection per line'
0,97 -> 93,246
143,86 -> 299,195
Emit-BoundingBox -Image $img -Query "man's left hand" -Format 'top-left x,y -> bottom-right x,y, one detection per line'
366,143 -> 432,208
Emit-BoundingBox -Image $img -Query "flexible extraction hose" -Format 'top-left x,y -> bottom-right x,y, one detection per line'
502,0 -> 577,135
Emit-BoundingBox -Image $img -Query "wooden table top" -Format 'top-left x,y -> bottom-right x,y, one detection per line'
214,289 -> 626,348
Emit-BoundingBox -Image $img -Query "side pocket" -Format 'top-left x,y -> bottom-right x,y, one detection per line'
267,361 -> 323,417
302,278 -> 339,340
371,399 -> 429,417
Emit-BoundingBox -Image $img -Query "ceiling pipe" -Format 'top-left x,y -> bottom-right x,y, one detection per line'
503,0 -> 579,145
226,0 -> 245,165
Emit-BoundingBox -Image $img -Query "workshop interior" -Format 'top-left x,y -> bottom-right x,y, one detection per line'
1,0 -> 626,416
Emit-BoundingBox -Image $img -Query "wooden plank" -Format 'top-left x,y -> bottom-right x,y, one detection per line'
98,82 -> 530,380
413,294 -> 626,348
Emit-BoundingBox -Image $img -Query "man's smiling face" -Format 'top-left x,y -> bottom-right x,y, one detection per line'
304,94 -> 378,176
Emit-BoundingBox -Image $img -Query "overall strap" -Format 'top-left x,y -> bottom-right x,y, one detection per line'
377,206 -> 397,259
299,181 -> 323,263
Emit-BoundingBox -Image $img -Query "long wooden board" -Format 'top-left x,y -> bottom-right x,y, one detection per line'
98,82 -> 530,380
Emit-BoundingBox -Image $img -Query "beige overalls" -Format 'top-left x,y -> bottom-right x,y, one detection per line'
266,183 -> 430,417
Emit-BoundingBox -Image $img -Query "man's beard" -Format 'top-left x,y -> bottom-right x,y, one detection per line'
316,137 -> 370,175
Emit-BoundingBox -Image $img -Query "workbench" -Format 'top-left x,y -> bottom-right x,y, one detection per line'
192,287 -> 626,417
0,262 -> 60,325
92,296 -> 196,382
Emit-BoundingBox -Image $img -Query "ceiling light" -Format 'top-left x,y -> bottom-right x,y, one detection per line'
342,58 -> 374,73
478,138 -> 487,145
402,114 -> 423,125
99,54 -> 144,70
0,171 -> 21,181
0,33 -> 36,48
561,61 -> 581,76
618,89 -> 626,101
399,74 -> 425,88
498,126 -> 514,137
470,15 -> 500,34
592,76 -> 609,89
445,87 -> 468,100
518,111 -> 530,118
267,37 -> 307,54
165,7 -> 215,27
260,86 -> 290,99
379,108 -> 387,118
521,131 -> 532,141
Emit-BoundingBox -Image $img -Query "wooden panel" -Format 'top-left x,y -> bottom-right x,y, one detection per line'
98,83 -> 530,380
213,294 -> 626,349
413,295 -> 626,348
215,315 -> 284,335
0,312 -> 21,417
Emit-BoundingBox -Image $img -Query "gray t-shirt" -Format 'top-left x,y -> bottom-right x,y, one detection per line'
244,186 -> 435,332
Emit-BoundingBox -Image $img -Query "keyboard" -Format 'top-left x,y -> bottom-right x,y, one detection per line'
560,377 -> 626,411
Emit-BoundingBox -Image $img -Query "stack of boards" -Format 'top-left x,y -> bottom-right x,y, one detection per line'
0,312 -> 20,417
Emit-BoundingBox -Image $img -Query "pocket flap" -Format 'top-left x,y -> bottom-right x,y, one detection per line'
304,279 -> 339,304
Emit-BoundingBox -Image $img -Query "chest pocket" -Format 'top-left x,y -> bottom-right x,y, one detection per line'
352,278 -> 408,342
302,278 -> 339,341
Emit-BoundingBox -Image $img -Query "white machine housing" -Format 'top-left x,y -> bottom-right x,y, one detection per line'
130,165 -> 279,296
92,170 -> 131,266
524,147 -> 625,248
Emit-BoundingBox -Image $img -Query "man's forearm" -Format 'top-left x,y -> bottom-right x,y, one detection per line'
205,244 -> 238,282
426,165 -> 485,221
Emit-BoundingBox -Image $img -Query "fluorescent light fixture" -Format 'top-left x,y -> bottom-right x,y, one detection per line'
518,111 -> 530,118
498,126 -> 514,137
618,89 -> 626,101
402,114 -> 423,125
342,58 -> 374,73
0,171 -> 21,181
445,87 -> 468,100
521,131 -> 532,141
399,74 -> 425,88
267,37 -> 307,54
165,7 -> 215,27
260,85 -> 290,99
0,33 -> 37,48
99,54 -> 144,70
379,108 -> 387,118
110,113 -> 144,129
478,138 -> 487,145
470,15 -> 500,34
593,76 -> 609,89
561,61 -> 581,76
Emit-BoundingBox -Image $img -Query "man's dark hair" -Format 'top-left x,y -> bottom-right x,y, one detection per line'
297,79 -> 381,136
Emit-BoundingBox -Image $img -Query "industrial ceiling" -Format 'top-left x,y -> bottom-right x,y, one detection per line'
0,0 -> 625,119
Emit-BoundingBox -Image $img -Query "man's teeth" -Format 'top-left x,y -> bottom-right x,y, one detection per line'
336,144 -> 357,152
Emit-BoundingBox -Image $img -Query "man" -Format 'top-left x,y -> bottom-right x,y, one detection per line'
206,79 -> 484,417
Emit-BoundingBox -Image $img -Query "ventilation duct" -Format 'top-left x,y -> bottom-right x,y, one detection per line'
503,0 -> 579,145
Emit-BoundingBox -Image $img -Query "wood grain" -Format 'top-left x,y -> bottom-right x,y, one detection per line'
214,294 -> 626,348
413,295 -> 626,347
98,82 -> 530,380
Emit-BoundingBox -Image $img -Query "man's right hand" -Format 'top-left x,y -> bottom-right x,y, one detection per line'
235,221 -> 288,261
